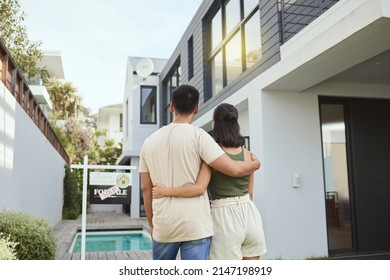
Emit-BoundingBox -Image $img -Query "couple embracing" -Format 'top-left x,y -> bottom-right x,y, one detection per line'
139,85 -> 267,260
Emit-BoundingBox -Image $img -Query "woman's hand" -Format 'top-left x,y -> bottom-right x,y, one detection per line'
152,183 -> 168,199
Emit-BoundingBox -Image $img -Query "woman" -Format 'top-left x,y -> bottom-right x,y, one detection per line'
152,103 -> 267,260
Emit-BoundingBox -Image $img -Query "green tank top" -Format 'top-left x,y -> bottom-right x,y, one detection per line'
208,147 -> 250,200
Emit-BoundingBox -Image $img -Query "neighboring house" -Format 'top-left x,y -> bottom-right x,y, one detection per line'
28,50 -> 65,118
97,103 -> 123,145
155,0 -> 389,260
90,103 -> 123,213
117,57 -> 168,218
0,40 -> 69,226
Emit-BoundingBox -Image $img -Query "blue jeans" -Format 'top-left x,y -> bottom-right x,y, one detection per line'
152,237 -> 211,260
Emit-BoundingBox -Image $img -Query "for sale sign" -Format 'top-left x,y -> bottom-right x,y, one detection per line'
89,172 -> 131,204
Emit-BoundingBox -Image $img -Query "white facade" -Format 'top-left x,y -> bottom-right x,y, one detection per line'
97,104 -> 123,144
192,0 -> 390,259
118,57 -> 167,218
0,82 -> 66,226
29,50 -> 65,118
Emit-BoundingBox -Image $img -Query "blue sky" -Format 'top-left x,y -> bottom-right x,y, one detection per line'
20,0 -> 203,114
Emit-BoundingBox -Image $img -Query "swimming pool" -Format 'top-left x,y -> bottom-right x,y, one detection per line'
69,230 -> 152,253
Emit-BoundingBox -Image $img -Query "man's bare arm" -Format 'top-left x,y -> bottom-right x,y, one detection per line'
140,172 -> 154,235
208,153 -> 260,177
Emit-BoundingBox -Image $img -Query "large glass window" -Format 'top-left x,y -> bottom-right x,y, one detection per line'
209,0 -> 261,97
211,9 -> 222,51
211,51 -> 223,95
225,0 -> 241,37
226,31 -> 242,85
140,86 -> 157,124
162,60 -> 181,125
244,0 -> 259,17
245,12 -> 262,69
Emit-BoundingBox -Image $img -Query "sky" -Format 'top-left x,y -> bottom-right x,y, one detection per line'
19,0 -> 203,114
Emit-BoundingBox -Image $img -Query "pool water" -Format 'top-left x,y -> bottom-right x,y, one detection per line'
70,231 -> 152,253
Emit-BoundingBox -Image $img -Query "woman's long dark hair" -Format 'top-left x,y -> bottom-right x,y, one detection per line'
212,103 -> 245,148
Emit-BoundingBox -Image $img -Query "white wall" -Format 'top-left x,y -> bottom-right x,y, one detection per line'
252,81 -> 390,260
0,83 -> 65,226
248,90 -> 328,260
108,113 -> 122,144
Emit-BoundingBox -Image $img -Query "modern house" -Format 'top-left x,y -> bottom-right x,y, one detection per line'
116,0 -> 389,260
97,103 -> 123,145
117,56 -> 168,218
89,103 -> 123,213
28,50 -> 66,117
0,40 -> 69,226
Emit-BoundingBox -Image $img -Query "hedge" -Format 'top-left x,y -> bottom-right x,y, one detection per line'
0,211 -> 57,260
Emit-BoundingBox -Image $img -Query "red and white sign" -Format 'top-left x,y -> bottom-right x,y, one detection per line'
98,185 -> 120,200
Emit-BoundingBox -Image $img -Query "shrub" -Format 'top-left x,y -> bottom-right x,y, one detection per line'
63,208 -> 80,220
0,211 -> 57,260
0,233 -> 18,260
63,165 -> 81,219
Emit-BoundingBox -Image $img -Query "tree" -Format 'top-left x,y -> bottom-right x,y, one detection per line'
63,117 -> 94,163
87,131 -> 122,165
0,0 -> 43,77
45,77 -> 80,119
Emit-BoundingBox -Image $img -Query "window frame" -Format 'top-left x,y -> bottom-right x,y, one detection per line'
208,0 -> 260,98
140,85 -> 157,125
162,58 -> 181,125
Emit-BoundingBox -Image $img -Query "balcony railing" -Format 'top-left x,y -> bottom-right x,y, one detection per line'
280,0 -> 339,43
0,39 -> 70,164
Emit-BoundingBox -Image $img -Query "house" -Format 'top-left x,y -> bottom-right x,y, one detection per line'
28,50 -> 66,118
88,103 -> 123,213
117,56 -> 168,218
97,103 -> 123,145
156,0 -> 390,259
116,0 -> 390,259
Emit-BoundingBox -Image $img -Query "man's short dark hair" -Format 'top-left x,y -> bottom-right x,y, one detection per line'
172,85 -> 199,115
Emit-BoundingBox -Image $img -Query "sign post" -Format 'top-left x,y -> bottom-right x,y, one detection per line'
70,155 -> 137,260
81,155 -> 88,260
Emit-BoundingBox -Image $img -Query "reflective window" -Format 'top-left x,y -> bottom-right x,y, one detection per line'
245,13 -> 262,68
244,0 -> 259,17
211,51 -> 223,95
211,9 -> 222,51
140,86 -> 157,124
162,61 -> 180,125
209,0 -> 261,97
226,31 -> 242,85
225,0 -> 241,37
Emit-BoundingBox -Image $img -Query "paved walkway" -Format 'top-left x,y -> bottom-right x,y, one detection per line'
53,212 -> 152,260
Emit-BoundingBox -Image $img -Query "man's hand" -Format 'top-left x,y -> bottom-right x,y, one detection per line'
250,152 -> 261,170
250,151 -> 257,161
152,183 -> 168,199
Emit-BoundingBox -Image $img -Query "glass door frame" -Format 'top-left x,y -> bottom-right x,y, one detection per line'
319,97 -> 358,256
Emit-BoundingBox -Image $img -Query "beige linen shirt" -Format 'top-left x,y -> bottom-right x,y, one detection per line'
139,122 -> 224,243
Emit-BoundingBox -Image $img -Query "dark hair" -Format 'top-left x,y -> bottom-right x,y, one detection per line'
212,103 -> 245,148
172,85 -> 200,115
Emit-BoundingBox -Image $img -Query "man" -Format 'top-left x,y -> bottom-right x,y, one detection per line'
139,85 -> 260,260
